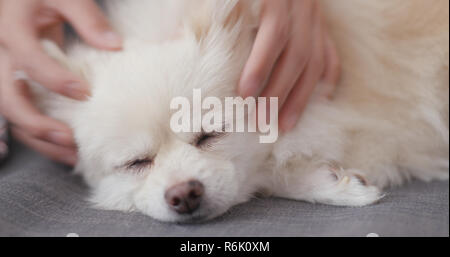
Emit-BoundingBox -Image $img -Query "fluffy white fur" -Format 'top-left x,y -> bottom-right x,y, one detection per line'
30,0 -> 449,222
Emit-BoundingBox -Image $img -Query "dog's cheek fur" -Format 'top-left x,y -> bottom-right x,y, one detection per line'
130,133 -> 269,221
89,174 -> 144,212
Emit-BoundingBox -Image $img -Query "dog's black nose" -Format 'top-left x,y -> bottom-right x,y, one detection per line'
165,180 -> 204,214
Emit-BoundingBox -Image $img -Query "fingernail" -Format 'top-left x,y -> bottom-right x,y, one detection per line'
65,82 -> 89,100
46,131 -> 73,146
102,31 -> 122,49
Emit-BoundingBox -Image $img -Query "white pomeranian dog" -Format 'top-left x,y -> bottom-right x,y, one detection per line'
29,0 -> 448,222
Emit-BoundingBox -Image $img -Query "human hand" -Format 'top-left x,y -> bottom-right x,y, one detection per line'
0,116 -> 8,163
238,0 -> 340,132
0,0 -> 122,165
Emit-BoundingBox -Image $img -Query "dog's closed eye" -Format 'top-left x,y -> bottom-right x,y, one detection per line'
125,158 -> 153,172
195,132 -> 226,148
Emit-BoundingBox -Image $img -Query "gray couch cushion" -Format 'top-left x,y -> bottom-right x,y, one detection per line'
0,141 -> 448,237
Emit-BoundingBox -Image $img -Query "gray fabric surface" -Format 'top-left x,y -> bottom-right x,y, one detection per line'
0,141 -> 448,237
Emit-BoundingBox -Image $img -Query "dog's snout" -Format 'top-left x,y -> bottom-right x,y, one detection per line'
165,180 -> 204,214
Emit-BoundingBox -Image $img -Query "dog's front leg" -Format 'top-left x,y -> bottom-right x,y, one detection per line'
272,163 -> 383,206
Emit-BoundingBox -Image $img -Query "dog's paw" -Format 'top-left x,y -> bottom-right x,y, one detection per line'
331,173 -> 383,206
310,166 -> 384,207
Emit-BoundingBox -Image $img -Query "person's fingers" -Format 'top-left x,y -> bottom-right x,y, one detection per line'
322,34 -> 341,98
279,5 -> 326,132
40,24 -> 65,47
17,43 -> 90,100
11,126 -> 77,166
0,59 -> 76,148
238,0 -> 291,98
0,117 -> 9,161
259,1 -> 315,108
1,9 -> 90,100
34,6 -> 63,28
16,33 -> 89,99
2,83 -> 76,148
279,56 -> 324,132
51,0 -> 122,50
0,141 -> 9,161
